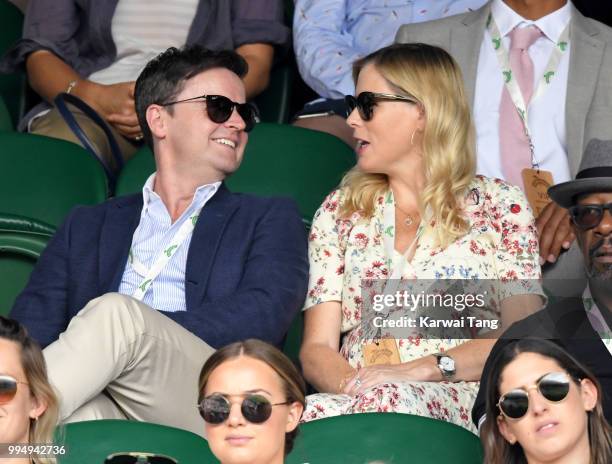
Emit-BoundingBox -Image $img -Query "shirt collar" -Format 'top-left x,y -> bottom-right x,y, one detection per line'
491,0 -> 571,43
141,172 -> 222,215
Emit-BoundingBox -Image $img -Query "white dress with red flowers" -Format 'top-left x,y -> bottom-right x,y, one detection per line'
303,175 -> 544,433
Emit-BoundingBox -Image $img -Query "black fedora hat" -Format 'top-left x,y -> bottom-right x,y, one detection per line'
548,139 -> 612,208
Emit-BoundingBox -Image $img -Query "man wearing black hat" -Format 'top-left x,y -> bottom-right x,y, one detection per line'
472,138 -> 612,428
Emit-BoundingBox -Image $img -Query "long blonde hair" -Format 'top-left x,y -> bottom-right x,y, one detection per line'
340,43 -> 476,247
0,316 -> 59,464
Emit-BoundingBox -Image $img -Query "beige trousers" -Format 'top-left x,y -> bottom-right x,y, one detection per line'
30,106 -> 140,172
43,293 -> 215,437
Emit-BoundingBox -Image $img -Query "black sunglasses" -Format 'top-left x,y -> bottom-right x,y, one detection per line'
104,452 -> 178,464
162,94 -> 260,132
198,394 -> 290,424
569,203 -> 612,230
0,375 -> 28,405
344,91 -> 418,121
497,372 -> 574,420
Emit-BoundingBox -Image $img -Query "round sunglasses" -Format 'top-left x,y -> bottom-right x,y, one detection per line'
104,452 -> 178,464
569,203 -> 612,230
344,91 -> 418,121
497,371 -> 574,419
198,394 -> 290,424
0,375 -> 28,404
162,94 -> 260,132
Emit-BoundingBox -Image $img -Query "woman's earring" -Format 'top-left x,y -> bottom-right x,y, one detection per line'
410,129 -> 416,146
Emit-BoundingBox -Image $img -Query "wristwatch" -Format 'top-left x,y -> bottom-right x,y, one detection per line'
433,352 -> 456,379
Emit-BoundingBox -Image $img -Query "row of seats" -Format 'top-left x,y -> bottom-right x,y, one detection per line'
59,414 -> 483,464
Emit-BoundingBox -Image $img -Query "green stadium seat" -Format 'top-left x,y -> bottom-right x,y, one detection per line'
288,413 -> 483,464
0,133 -> 108,227
254,64 -> 293,124
0,214 -> 54,315
57,420 -> 217,464
0,0 -> 25,127
115,124 -> 355,225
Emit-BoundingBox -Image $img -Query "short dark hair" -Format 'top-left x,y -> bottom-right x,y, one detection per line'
134,45 -> 248,147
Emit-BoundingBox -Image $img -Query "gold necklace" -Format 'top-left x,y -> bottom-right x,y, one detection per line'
395,204 -> 419,227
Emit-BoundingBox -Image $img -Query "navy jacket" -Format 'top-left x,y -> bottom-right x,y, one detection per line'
10,184 -> 309,349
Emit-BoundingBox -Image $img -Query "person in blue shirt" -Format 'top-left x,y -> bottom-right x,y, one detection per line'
292,0 -> 487,146
10,45 -> 308,437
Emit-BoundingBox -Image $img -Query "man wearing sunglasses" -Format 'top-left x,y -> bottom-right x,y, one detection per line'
473,138 -> 612,430
9,45 -> 308,435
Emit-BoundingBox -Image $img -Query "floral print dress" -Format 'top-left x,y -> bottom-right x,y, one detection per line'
303,176 -> 544,432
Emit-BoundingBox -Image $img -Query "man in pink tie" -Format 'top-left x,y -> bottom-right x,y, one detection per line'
396,0 -> 612,294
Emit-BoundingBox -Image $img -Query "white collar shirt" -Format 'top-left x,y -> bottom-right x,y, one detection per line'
473,0 -> 572,185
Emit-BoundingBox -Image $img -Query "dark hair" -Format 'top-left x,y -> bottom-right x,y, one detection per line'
134,45 -> 248,147
0,316 -> 59,463
198,339 -> 306,455
482,339 -> 611,464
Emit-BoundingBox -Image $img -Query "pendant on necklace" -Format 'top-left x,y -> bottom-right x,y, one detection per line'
404,216 -> 414,227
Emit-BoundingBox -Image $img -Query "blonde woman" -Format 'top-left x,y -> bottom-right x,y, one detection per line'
300,43 -> 545,432
0,316 -> 59,464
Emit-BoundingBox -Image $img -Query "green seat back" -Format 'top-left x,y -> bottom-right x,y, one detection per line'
0,0 -> 25,127
0,133 -> 108,227
0,214 -> 54,314
228,124 -> 354,223
288,413 -> 483,464
58,419 -> 217,464
0,95 -> 12,131
254,65 -> 292,124
116,124 -> 355,224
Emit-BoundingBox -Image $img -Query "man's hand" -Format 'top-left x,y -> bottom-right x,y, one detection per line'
536,201 -> 575,265
85,81 -> 142,140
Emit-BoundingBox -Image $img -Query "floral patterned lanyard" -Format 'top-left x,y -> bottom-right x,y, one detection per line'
487,13 -> 570,168
129,209 -> 202,301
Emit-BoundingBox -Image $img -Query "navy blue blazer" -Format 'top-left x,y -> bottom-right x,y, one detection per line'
11,184 -> 309,349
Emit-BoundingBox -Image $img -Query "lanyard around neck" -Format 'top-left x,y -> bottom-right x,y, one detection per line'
129,208 -> 201,301
583,290 -> 612,356
487,13 -> 570,168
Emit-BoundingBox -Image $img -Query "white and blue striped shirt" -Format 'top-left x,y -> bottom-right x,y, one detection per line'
118,173 -> 221,312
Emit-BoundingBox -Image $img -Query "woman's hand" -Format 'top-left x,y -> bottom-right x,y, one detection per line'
83,81 -> 142,139
343,356 -> 441,396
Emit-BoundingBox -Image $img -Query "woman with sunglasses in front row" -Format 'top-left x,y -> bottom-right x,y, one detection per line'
482,339 -> 611,464
300,42 -> 545,432
197,339 -> 305,464
0,316 -> 59,464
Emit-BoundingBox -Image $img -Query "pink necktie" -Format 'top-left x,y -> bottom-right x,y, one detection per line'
499,25 -> 543,190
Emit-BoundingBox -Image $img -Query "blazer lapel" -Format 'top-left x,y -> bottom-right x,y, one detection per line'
451,5 -> 490,110
185,183 -> 240,308
99,195 -> 143,293
566,6 -> 605,176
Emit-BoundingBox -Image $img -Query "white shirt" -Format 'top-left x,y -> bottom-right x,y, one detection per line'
118,173 -> 221,312
89,0 -> 198,84
473,0 -> 572,184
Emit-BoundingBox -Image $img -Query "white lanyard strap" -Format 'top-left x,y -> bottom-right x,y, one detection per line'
583,293 -> 612,356
130,211 -> 200,301
487,14 -> 570,167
